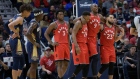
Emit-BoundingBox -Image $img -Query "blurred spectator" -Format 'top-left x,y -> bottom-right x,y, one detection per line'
40,14 -> 50,27
65,0 -> 73,17
129,0 -> 138,8
109,2 -> 117,14
0,15 -> 4,26
122,1 -> 129,13
129,6 -> 136,18
133,2 -> 140,15
123,45 -> 137,79
33,0 -> 49,8
50,0 -> 61,8
0,43 -> 12,79
40,47 -> 57,79
130,36 -> 137,45
114,7 -> 124,24
122,38 -> 132,52
49,5 -> 56,22
0,35 -> 5,48
40,14 -> 51,46
102,0 -> 113,13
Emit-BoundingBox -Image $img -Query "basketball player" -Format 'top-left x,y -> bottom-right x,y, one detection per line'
87,4 -> 105,79
130,16 -> 140,79
97,14 -> 124,79
44,10 -> 70,79
68,11 -> 90,79
8,4 -> 32,79
26,9 -> 44,79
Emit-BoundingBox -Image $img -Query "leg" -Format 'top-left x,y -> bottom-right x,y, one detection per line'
82,64 -> 89,79
40,71 -> 48,79
90,54 -> 99,79
108,62 -> 114,79
69,64 -> 86,79
61,60 -> 69,77
97,64 -> 109,78
18,56 -> 25,78
56,61 -> 63,78
123,64 -> 130,79
12,57 -> 20,79
29,62 -> 38,79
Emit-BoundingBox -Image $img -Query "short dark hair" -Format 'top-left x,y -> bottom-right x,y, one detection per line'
129,45 -> 136,49
56,10 -> 64,17
20,3 -> 33,12
82,11 -> 90,16
106,14 -> 114,17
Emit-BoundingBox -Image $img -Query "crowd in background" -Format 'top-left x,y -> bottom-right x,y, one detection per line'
0,0 -> 139,79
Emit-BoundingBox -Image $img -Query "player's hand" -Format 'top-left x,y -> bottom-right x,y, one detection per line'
119,27 -> 124,36
12,32 -> 20,39
46,70 -> 52,75
34,42 -> 41,48
4,65 -> 9,70
75,46 -> 80,55
51,42 -> 59,47
131,64 -> 136,68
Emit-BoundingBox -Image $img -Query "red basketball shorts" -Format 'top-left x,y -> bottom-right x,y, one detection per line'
100,46 -> 116,64
54,43 -> 70,61
87,37 -> 98,57
72,43 -> 89,65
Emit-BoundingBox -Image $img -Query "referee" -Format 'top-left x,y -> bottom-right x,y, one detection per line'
130,16 -> 140,79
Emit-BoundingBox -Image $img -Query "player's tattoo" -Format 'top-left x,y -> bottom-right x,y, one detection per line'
27,22 -> 37,35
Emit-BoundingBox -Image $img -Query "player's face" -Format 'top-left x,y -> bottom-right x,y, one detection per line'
83,15 -> 90,23
39,14 -> 44,21
107,15 -> 114,25
91,4 -> 98,13
23,10 -> 31,18
57,12 -> 64,21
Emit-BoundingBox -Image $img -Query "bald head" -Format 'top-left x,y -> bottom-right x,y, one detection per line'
90,3 -> 98,13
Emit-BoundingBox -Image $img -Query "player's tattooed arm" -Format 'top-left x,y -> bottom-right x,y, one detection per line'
115,27 -> 124,42
8,17 -> 23,33
44,22 -> 58,46
72,21 -> 82,47
99,14 -> 106,24
130,20 -> 138,36
26,22 -> 37,45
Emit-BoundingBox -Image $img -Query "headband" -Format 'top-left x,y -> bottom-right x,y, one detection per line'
34,11 -> 43,16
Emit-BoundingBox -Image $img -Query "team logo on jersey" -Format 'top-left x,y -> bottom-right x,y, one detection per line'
104,30 -> 115,39
82,27 -> 88,37
58,27 -> 68,36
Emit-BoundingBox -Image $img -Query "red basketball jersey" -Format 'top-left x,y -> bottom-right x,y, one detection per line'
87,13 -> 100,37
100,24 -> 115,46
53,21 -> 69,43
76,23 -> 88,43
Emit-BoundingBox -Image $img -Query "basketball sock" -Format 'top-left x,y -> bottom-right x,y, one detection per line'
57,76 -> 63,79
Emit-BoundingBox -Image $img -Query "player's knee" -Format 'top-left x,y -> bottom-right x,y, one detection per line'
30,63 -> 38,69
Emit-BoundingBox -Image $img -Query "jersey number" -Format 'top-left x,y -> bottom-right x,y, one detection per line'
107,34 -> 113,39
94,23 -> 97,28
63,31 -> 66,36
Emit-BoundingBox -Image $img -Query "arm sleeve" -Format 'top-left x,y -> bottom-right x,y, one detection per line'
131,20 -> 136,28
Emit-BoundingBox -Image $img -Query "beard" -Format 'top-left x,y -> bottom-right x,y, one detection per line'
108,20 -> 113,25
